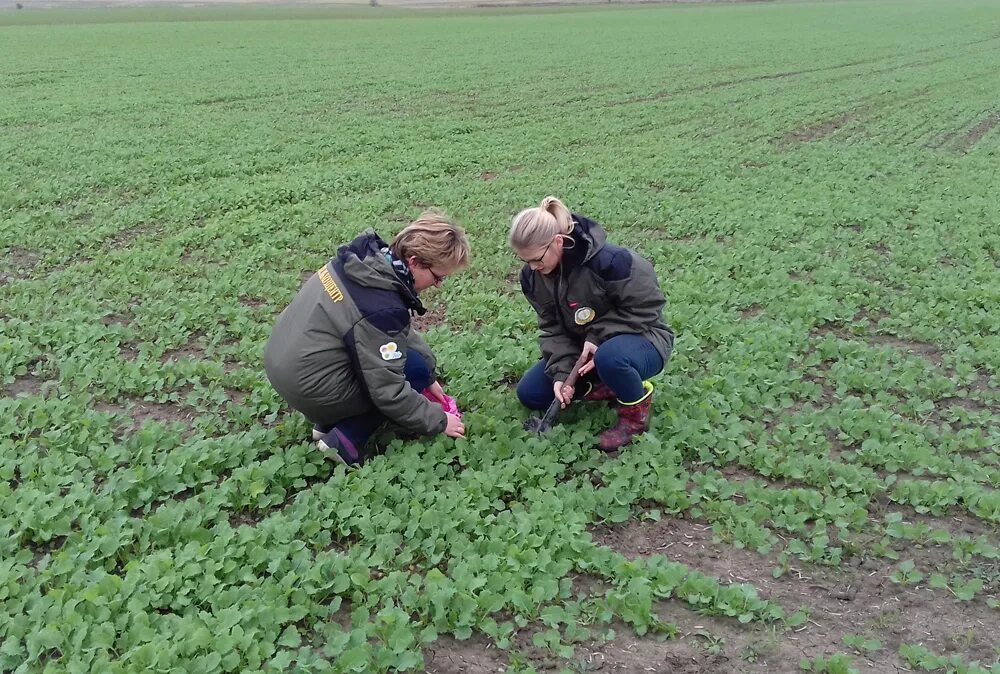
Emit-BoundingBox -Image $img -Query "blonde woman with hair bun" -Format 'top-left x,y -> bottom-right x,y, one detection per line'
265,211 -> 471,466
510,197 -> 674,452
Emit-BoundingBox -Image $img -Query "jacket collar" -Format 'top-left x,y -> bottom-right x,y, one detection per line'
561,213 -> 607,268
337,230 -> 426,315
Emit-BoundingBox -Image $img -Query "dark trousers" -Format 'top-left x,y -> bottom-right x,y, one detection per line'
516,334 -> 663,410
320,350 -> 433,452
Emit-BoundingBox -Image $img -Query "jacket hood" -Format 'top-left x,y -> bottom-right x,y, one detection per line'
337,230 -> 426,315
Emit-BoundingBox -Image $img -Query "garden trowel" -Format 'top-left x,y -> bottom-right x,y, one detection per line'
523,351 -> 591,434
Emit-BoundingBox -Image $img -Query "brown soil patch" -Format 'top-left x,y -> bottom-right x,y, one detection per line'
424,633 -> 507,673
954,110 -> 1000,154
119,342 -> 140,361
971,369 -> 996,395
29,535 -> 68,567
853,307 -> 888,327
611,57 -> 878,107
933,395 -> 989,416
97,397 -> 198,435
813,320 -> 854,341
867,334 -> 942,366
780,113 -> 857,144
573,626 -> 733,674
412,304 -> 448,332
590,516 -> 1000,672
931,127 -> 961,150
131,400 -> 197,429
221,356 -> 243,375
811,323 -> 946,369
109,223 -> 159,249
740,304 -> 763,319
5,375 -> 44,397
800,370 -> 836,410
160,343 -> 207,363
479,170 -> 499,181
4,246 -> 40,281
229,508 -> 265,529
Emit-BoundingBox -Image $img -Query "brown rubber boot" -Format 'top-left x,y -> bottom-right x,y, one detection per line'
598,382 -> 653,452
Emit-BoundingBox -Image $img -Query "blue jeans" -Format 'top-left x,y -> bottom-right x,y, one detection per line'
517,334 -> 664,410
321,350 -> 433,454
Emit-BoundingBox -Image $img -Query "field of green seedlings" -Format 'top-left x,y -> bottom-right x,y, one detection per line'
2,0 -> 999,672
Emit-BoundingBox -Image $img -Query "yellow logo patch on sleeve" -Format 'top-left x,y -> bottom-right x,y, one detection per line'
379,342 -> 402,361
318,267 -> 344,303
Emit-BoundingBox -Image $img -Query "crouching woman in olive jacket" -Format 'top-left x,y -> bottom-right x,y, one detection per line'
265,212 -> 470,466
510,197 -> 674,452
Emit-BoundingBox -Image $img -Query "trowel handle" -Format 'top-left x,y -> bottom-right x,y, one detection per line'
534,350 -> 594,433
562,350 -> 592,390
553,350 -> 592,408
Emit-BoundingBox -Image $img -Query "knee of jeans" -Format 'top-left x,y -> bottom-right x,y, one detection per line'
594,346 -> 626,377
405,362 -> 433,392
410,373 -> 433,393
516,379 -> 549,411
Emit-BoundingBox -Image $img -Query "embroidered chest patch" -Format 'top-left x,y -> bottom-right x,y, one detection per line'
574,306 -> 596,325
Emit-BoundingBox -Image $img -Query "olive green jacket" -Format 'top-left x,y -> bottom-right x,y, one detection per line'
264,231 -> 446,434
520,215 -> 674,381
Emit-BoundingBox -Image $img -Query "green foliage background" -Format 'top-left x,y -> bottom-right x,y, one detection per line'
1,0 -> 998,671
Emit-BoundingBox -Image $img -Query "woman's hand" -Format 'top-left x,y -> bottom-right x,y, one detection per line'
553,381 -> 574,408
444,413 -> 465,438
577,340 -> 599,376
428,380 -> 446,398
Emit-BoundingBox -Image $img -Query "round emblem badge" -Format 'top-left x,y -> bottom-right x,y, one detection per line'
574,306 -> 596,325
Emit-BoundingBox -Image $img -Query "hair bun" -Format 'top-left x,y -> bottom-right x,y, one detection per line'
540,196 -> 560,214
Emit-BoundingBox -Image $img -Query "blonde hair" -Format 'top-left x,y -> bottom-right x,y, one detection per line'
509,196 -> 574,251
391,210 -> 471,271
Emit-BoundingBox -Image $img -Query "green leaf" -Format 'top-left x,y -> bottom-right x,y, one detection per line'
338,647 -> 370,672
277,625 -> 301,648
394,650 -> 423,670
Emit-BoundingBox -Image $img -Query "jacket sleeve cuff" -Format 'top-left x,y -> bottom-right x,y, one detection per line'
429,406 -> 448,434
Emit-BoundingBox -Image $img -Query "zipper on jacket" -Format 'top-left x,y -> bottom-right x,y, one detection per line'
553,264 -> 573,335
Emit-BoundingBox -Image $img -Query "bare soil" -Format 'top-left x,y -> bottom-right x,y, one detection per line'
954,110 -> 1000,154
588,516 -> 999,673
412,303 -> 449,332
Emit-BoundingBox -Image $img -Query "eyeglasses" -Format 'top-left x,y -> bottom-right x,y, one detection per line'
518,237 -> 555,265
427,266 -> 448,285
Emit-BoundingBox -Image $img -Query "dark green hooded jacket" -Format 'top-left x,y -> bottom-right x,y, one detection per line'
264,231 -> 446,435
520,215 -> 674,381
